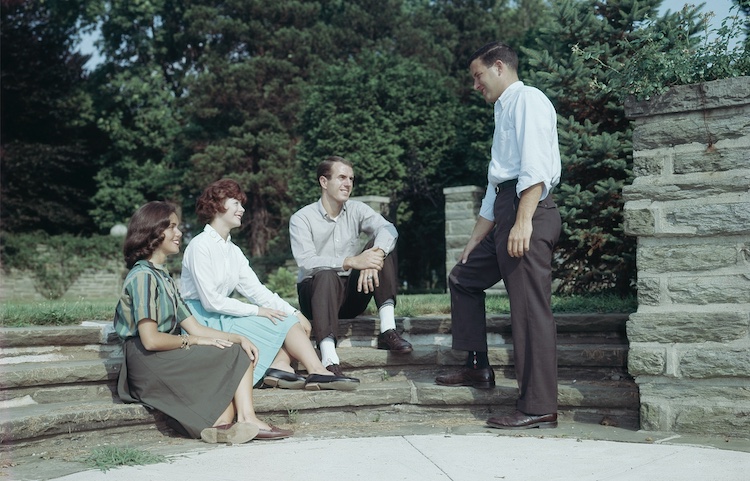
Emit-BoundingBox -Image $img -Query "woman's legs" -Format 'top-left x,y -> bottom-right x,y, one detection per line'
279,323 -> 333,376
215,365 -> 272,429
268,347 -> 295,373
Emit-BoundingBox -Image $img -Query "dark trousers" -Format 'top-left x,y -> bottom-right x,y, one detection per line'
449,187 -> 561,414
297,240 -> 399,345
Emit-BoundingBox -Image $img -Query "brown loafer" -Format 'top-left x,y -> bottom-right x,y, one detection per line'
326,364 -> 347,377
486,411 -> 558,430
255,424 -> 293,440
377,329 -> 413,353
200,422 -> 259,444
435,366 -> 495,389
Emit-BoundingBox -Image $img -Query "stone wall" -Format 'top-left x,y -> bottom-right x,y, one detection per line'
623,76 -> 750,437
0,262 -> 126,301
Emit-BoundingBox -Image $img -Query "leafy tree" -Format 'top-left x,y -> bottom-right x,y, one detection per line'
1,0 -> 100,234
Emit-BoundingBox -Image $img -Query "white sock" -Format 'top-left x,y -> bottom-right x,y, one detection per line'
379,301 -> 396,333
319,336 -> 340,366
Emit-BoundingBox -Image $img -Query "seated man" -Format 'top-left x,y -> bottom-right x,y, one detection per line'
289,156 -> 412,376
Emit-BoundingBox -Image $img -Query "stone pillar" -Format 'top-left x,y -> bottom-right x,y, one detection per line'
444,186 -> 484,282
351,195 -> 391,217
443,186 -> 505,294
350,195 -> 392,250
623,76 -> 750,436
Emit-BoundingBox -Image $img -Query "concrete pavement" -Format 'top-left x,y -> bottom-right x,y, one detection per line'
47,422 -> 750,481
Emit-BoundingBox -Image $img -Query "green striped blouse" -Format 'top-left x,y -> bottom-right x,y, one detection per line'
114,260 -> 193,340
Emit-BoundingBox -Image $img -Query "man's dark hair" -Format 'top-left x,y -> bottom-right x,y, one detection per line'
468,42 -> 518,71
317,155 -> 354,180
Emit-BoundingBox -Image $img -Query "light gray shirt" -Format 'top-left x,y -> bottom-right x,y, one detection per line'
289,199 -> 398,281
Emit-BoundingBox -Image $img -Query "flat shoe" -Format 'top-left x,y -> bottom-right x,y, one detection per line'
304,373 -> 360,391
263,368 -> 306,389
255,424 -> 293,440
200,422 -> 259,444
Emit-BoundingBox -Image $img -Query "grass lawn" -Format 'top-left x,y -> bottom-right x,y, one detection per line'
0,292 -> 636,327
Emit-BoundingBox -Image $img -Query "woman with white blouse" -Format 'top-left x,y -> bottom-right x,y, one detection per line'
181,179 -> 359,391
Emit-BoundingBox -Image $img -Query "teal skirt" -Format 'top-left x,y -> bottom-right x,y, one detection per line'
185,299 -> 297,386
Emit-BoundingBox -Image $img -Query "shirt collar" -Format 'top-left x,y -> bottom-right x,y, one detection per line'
496,80 -> 524,109
316,198 -> 348,220
204,224 -> 231,243
135,259 -> 169,275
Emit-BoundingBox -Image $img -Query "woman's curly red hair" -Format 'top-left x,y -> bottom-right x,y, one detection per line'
195,179 -> 248,225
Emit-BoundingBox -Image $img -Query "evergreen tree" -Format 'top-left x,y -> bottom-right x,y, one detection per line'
521,0 -> 702,294
1,0 -> 100,234
295,51 -> 460,289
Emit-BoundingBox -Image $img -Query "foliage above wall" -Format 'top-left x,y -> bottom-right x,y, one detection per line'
0,233 -> 123,299
574,3 -> 749,101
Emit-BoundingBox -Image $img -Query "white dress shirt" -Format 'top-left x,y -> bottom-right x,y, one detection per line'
289,199 -> 398,281
181,224 -> 295,317
479,81 -> 562,222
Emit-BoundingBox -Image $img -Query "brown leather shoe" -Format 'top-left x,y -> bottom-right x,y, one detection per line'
377,329 -> 413,353
486,411 -> 558,430
435,366 -> 495,389
255,424 -> 293,440
326,364 -> 346,377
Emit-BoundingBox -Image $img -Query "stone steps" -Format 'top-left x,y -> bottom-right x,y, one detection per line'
0,313 -> 638,444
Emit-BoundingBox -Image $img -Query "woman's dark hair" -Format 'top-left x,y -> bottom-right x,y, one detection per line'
195,179 -> 248,225
123,201 -> 178,268
317,155 -> 353,180
468,41 -> 518,72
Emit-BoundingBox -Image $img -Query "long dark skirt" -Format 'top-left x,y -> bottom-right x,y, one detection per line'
117,337 -> 252,439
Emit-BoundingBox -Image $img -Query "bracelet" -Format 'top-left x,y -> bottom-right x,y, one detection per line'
180,333 -> 190,350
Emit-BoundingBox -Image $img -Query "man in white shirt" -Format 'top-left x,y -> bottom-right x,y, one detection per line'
435,42 -> 562,430
289,156 -> 412,377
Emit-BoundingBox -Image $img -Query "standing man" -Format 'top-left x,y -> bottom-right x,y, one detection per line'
435,42 -> 562,430
290,156 -> 412,377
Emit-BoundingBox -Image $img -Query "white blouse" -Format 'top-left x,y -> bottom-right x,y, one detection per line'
181,224 -> 295,317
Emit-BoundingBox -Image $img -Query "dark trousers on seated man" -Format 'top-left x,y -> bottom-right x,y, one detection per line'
297,242 -> 412,377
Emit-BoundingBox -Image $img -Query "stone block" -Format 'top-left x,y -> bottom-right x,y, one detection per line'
665,203 -> 750,236
623,208 -> 655,236
631,107 -> 750,150
635,277 -> 660,306
674,404 -> 750,437
628,311 -> 749,343
636,242 -> 739,273
623,175 -> 750,202
674,139 -> 750,174
632,151 -> 666,177
668,275 -> 750,305
625,77 -> 750,118
627,346 -> 666,375
445,219 -> 477,235
679,347 -> 750,378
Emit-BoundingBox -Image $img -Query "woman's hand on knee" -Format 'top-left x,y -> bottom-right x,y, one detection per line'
258,307 -> 287,325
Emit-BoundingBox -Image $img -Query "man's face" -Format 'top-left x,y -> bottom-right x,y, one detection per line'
470,58 -> 503,103
321,162 -> 354,205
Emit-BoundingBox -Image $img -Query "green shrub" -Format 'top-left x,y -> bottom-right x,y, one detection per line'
0,232 -> 122,299
575,4 -> 749,101
265,267 -> 298,299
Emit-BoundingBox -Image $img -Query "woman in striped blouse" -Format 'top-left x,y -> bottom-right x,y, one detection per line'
113,201 -> 292,443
